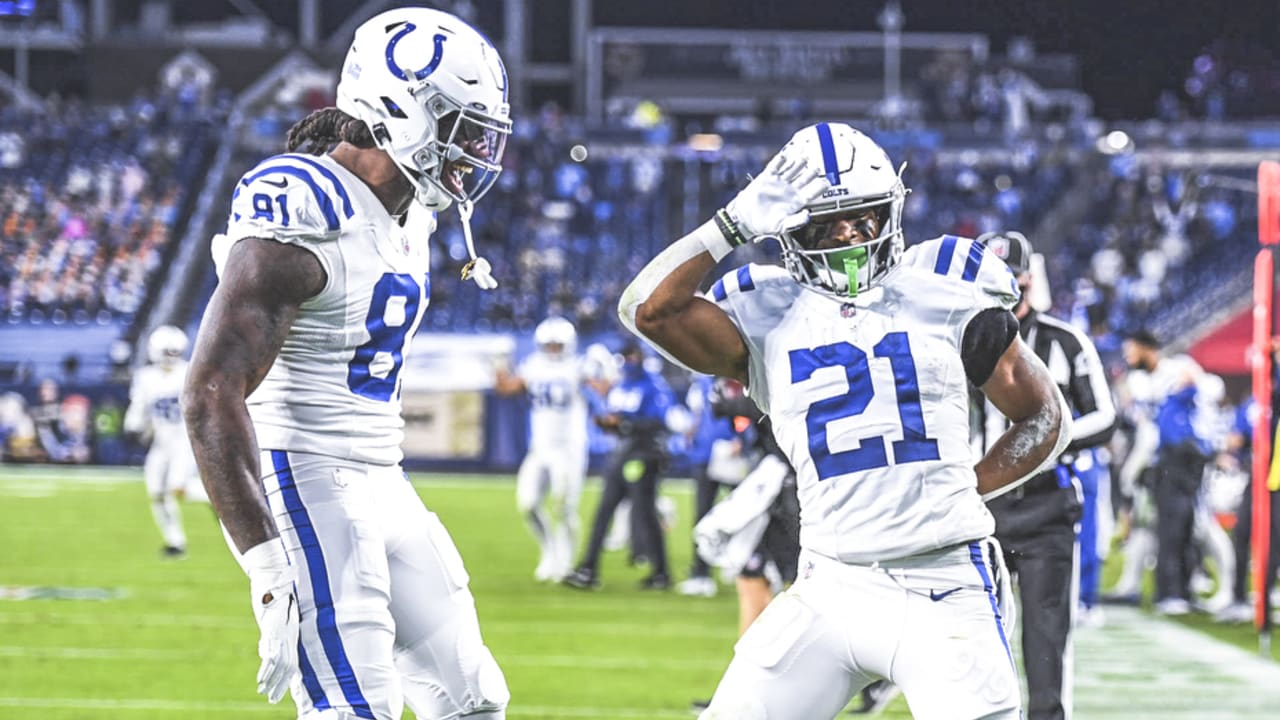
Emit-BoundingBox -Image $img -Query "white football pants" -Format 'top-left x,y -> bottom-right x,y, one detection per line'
700,540 -> 1020,720
145,441 -> 197,549
256,450 -> 509,720
515,444 -> 586,575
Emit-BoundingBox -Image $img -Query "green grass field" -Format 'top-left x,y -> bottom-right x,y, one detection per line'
4,466 -> 1280,720
0,466 -> 902,719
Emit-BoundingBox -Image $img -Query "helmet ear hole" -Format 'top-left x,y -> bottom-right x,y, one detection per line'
371,123 -> 392,146
380,97 -> 408,119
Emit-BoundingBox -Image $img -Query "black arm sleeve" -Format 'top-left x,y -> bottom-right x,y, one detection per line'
961,307 -> 1020,386
711,393 -> 764,423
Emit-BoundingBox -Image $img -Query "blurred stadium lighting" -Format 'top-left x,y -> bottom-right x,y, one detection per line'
1098,129 -> 1133,154
569,144 -> 588,162
687,133 -> 724,153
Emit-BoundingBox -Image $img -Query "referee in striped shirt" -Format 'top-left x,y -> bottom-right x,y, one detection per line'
972,231 -> 1117,720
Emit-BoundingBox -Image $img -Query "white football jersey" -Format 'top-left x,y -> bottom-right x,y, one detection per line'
518,353 -> 589,452
711,235 -> 1020,563
211,153 -> 434,466
124,361 -> 192,448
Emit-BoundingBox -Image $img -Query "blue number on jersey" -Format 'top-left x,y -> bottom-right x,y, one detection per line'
251,193 -> 290,226
347,273 -> 427,401
790,331 -> 940,481
152,396 -> 182,423
530,379 -> 572,410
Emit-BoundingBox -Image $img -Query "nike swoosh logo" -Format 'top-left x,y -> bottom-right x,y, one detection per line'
929,588 -> 962,602
261,178 -> 288,188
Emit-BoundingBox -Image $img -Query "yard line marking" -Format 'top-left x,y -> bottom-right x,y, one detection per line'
0,468 -> 699,496
0,612 -> 245,629
487,619 -> 733,639
0,611 -> 732,636
0,698 -> 278,713
0,697 -> 692,718
0,645 -> 724,671
0,646 -> 189,660
501,653 -> 727,671
0,482 -> 55,497
480,597 -> 732,615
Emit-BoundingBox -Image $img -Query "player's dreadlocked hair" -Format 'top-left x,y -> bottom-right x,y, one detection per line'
285,107 -> 376,155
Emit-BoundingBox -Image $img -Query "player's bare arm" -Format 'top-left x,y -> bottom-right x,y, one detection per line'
183,237 -> 326,553
976,338 -> 1071,498
493,367 -> 526,395
631,233 -> 750,381
621,150 -> 829,381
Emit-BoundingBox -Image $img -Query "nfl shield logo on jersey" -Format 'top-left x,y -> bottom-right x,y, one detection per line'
840,303 -> 857,318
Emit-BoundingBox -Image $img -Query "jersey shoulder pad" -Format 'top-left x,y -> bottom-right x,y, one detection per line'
706,263 -> 797,308
706,263 -> 799,342
225,154 -> 356,244
900,235 -> 1020,311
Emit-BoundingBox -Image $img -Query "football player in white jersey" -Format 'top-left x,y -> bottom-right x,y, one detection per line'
618,122 -> 1072,720
495,315 -> 601,582
124,325 -> 199,557
183,8 -> 511,719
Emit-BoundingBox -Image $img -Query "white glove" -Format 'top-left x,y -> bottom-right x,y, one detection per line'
718,150 -> 830,244
242,542 -> 300,704
693,517 -> 730,567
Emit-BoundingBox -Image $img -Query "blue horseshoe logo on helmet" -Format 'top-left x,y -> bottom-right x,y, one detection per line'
385,22 -> 448,81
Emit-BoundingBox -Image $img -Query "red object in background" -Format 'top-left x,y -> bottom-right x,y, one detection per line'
1251,159 -> 1279,634
1188,308 -> 1254,375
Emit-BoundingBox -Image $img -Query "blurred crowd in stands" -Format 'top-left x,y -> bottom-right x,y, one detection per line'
0,91 -> 225,325
0,378 -> 129,465
1050,160 -> 1257,376
1160,40 -> 1280,122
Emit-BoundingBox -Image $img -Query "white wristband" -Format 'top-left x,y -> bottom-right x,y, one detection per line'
240,539 -> 290,577
694,218 -> 736,262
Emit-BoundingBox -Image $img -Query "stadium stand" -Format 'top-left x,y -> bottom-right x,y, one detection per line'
0,92 -> 227,382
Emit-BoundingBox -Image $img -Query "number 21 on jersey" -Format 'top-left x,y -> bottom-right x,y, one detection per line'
790,331 -> 940,481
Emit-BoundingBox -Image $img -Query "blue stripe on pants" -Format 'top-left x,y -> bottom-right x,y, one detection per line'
968,541 -> 1016,672
271,450 -> 376,719
297,642 -> 330,711
1077,461 -> 1101,607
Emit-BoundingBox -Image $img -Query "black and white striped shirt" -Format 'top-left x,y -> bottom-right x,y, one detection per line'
972,311 -> 1117,458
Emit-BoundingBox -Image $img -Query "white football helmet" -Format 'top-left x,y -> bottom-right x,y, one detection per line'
534,316 -> 576,358
776,123 -> 907,299
148,325 -> 188,366
336,7 -> 511,212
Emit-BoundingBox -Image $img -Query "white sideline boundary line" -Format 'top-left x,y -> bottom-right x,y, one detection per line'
0,697 -> 692,718
1095,604 -> 1280,681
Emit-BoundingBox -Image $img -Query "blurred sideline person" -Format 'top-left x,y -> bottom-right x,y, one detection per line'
183,8 -> 511,718
973,231 -> 1116,720
1115,330 -> 1227,615
31,378 -> 91,464
619,122 -> 1070,720
1216,376 -> 1280,622
694,378 -> 799,632
495,315 -> 609,582
124,325 -> 202,557
676,373 -> 740,598
565,341 -> 675,590
689,378 -> 803,712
